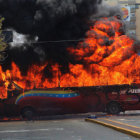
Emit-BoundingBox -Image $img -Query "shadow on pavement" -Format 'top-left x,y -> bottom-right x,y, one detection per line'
1,111 -> 140,122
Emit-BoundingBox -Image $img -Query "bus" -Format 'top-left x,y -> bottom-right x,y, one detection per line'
0,83 -> 140,119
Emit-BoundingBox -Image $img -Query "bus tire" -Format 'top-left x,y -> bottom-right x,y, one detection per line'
107,102 -> 121,115
22,107 -> 35,120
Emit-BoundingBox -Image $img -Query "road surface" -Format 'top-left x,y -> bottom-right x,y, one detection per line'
0,118 -> 138,140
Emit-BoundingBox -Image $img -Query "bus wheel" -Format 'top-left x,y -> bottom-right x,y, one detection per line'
107,102 -> 121,115
22,107 -> 35,120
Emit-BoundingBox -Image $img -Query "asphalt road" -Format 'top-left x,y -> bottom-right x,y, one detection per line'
0,118 -> 139,140
108,111 -> 140,128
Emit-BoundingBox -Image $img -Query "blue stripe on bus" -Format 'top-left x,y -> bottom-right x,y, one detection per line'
15,92 -> 80,104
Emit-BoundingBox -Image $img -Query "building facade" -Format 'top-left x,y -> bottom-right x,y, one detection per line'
104,0 -> 140,40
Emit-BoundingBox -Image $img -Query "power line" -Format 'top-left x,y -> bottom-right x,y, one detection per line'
30,39 -> 85,44
9,38 -> 85,45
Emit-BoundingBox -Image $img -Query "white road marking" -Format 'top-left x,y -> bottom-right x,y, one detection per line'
0,128 -> 64,133
118,119 -> 126,121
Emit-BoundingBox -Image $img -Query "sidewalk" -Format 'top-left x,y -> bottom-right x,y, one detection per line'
85,115 -> 140,138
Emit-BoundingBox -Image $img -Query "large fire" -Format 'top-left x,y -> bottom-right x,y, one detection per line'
0,16 -> 140,98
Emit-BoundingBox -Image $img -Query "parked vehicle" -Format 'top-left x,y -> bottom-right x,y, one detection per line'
1,83 -> 140,119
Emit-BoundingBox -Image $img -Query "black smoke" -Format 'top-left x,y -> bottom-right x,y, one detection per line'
0,0 -> 103,76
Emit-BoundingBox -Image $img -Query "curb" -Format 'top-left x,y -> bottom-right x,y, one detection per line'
85,118 -> 140,138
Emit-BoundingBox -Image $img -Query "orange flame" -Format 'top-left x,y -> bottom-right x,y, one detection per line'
0,17 -> 140,98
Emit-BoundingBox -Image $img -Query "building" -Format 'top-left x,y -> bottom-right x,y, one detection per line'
104,0 -> 140,40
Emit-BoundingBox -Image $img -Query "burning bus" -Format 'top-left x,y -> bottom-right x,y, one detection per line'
1,15 -> 140,118
1,82 -> 140,119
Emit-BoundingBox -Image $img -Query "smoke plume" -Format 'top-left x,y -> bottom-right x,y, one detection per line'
0,0 -> 123,77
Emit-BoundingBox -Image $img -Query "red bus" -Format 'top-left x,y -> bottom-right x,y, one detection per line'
0,84 -> 140,119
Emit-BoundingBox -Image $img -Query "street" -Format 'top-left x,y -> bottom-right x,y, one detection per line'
0,117 -> 139,140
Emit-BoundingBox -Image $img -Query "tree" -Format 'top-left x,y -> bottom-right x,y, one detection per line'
0,17 -> 7,63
